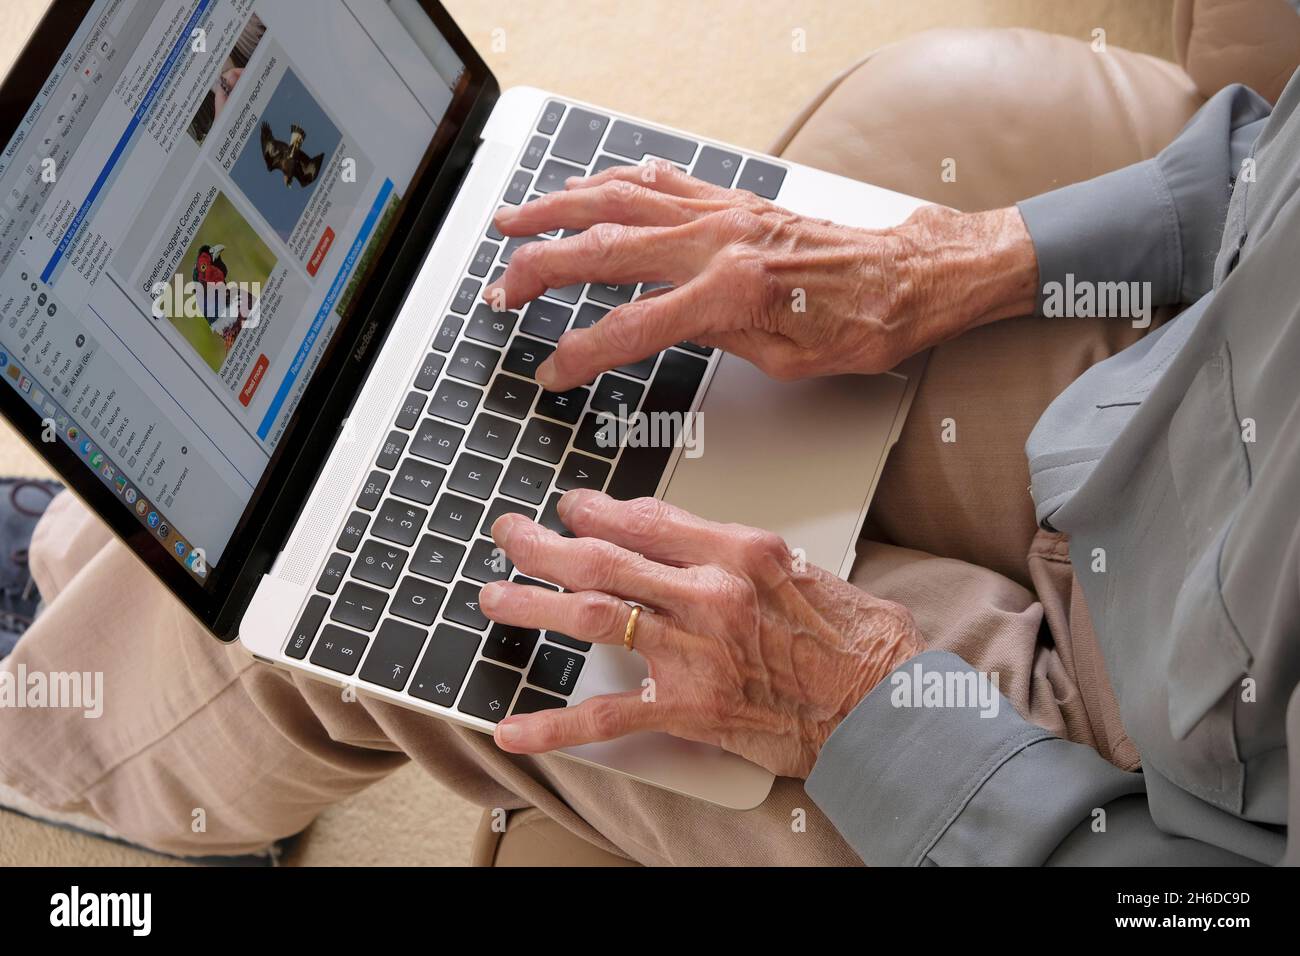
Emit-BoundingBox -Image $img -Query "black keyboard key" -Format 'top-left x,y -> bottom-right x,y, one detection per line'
504,169 -> 531,204
571,301 -> 608,330
430,378 -> 482,425
574,412 -> 619,459
539,492 -> 572,537
410,534 -> 466,583
375,430 -> 408,470
485,375 -> 538,418
394,391 -> 427,430
465,538 -> 513,584
547,630 -> 593,652
587,283 -> 635,307
514,575 -> 559,591
451,277 -> 481,315
468,240 -> 498,278
481,498 -> 536,536
518,418 -> 571,464
605,350 -> 708,500
392,457 -> 445,505
353,540 -> 408,589
356,471 -> 389,511
502,234 -> 543,264
466,304 -> 516,347
536,157 -> 586,194
448,340 -> 500,386
373,500 -> 428,547
445,580 -> 490,630
676,341 -> 714,356
692,145 -> 742,188
459,661 -> 523,723
466,412 -> 520,459
410,625 -> 480,706
483,624 -> 539,669
316,553 -> 350,595
433,315 -> 463,352
331,582 -> 387,632
359,619 -> 427,690
528,644 -> 585,696
502,458 -> 555,505
411,417 -> 463,464
616,354 -> 657,380
521,134 -> 549,170
604,120 -> 696,164
520,300 -> 573,341
486,210 -> 505,242
310,624 -> 369,676
337,511 -> 369,553
591,154 -> 630,175
545,283 -> 584,305
737,158 -> 786,199
503,337 -> 554,380
448,452 -> 503,500
553,108 -> 609,165
512,687 -> 566,715
537,101 -> 565,135
556,451 -> 610,491
430,493 -> 486,541
287,595 -> 330,659
591,374 -> 643,416
535,386 -> 587,424
416,351 -> 447,390
390,577 -> 447,626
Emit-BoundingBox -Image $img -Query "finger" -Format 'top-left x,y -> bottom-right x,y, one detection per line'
493,179 -> 720,237
478,581 -> 677,654
491,512 -> 693,607
494,690 -> 654,753
538,276 -> 726,389
483,222 -> 712,311
554,490 -> 733,567
565,159 -> 728,200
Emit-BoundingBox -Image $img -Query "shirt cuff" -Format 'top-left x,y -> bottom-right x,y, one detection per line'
805,650 -> 1145,865
1016,160 -> 1181,316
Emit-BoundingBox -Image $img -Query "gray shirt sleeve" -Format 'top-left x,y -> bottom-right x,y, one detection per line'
805,650 -> 1258,865
1016,85 -> 1271,312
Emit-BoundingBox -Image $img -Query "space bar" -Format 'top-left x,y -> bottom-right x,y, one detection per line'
605,350 -> 707,501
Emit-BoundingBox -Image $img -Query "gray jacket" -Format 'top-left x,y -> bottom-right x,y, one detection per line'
806,60 -> 1300,865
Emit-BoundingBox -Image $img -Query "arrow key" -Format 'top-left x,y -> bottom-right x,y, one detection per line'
458,660 -> 523,723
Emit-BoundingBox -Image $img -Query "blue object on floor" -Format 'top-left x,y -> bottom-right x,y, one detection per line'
0,479 -> 62,659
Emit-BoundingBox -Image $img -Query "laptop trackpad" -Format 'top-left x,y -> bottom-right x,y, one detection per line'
662,352 -> 907,577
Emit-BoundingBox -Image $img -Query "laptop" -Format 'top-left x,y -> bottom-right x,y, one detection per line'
0,0 -> 927,809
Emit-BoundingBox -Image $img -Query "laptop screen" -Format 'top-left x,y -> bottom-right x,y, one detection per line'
0,0 -> 472,588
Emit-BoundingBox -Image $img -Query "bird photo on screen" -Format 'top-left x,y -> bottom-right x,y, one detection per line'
192,243 -> 252,347
259,121 -> 324,187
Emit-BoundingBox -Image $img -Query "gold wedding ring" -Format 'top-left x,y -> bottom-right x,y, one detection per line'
623,605 -> 642,652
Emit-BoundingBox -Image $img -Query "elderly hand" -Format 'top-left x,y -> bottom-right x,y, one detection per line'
482,490 -> 923,778
485,161 -> 1037,391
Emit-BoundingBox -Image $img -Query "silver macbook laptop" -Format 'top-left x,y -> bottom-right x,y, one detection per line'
0,0 -> 927,809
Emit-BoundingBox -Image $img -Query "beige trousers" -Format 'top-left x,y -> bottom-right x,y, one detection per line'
0,309 -> 1143,865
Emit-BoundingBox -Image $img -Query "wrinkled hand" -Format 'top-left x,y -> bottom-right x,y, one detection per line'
483,490 -> 923,778
485,161 -> 1036,391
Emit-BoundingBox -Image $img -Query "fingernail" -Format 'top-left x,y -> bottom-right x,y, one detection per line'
479,581 -> 504,610
496,721 -> 522,745
535,359 -> 556,388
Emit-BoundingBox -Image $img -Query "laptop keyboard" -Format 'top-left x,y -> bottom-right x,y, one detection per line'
284,100 -> 787,723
